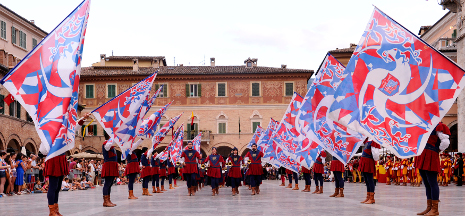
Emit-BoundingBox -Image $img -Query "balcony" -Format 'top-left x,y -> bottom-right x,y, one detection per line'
432,37 -> 456,50
184,130 -> 211,142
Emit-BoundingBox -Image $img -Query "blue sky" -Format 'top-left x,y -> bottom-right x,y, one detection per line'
4,0 -> 449,71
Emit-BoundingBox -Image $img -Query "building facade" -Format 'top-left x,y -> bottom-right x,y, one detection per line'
78,55 -> 312,159
0,4 -> 48,155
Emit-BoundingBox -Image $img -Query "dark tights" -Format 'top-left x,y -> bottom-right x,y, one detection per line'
128,173 -> 137,191
168,174 -> 173,184
303,173 -> 312,186
231,177 -> 241,188
362,172 -> 375,192
143,176 -> 151,189
160,176 -> 165,186
47,176 -> 64,205
250,175 -> 261,187
334,171 -> 344,188
185,173 -> 196,188
152,174 -> 159,187
288,174 -> 292,184
103,176 -> 115,196
293,172 -> 298,184
419,169 -> 439,200
314,173 -> 323,186
211,177 -> 220,189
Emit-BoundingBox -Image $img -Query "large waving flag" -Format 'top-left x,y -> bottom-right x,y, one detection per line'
247,125 -> 264,149
0,0 -> 91,161
138,101 -> 172,138
92,72 -> 157,160
169,125 -> 184,165
192,132 -> 202,153
328,7 -> 465,158
256,118 -> 279,154
297,53 -> 365,164
136,85 -> 162,130
151,113 -> 182,149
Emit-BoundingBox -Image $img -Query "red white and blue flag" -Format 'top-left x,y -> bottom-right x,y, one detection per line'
192,131 -> 202,153
247,125 -> 264,149
169,125 -> 184,165
135,85 -> 163,131
92,72 -> 157,160
297,53 -> 365,164
138,101 -> 172,138
157,150 -> 169,162
0,0 -> 91,161
256,118 -> 279,154
328,8 -> 465,158
151,113 -> 182,150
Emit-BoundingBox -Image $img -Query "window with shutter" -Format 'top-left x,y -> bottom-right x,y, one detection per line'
190,84 -> 198,97
20,31 -> 26,49
32,38 -> 37,48
11,26 -> 16,44
185,84 -> 189,97
86,85 -> 94,98
9,101 -> 14,117
16,101 -> 21,119
0,21 -> 6,40
218,123 -> 226,134
0,95 -> 4,114
198,84 -> 201,97
163,84 -> 168,97
285,83 -> 293,96
252,122 -> 260,133
252,83 -> 260,96
107,84 -> 116,98
217,83 -> 226,97
93,125 -> 97,136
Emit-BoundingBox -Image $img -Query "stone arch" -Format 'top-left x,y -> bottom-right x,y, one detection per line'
447,120 -> 458,128
216,111 -> 228,120
0,132 -> 5,151
241,148 -> 250,157
82,146 -> 99,154
24,142 -> 37,156
7,134 -> 22,147
239,144 -> 250,156
449,123 -> 458,152
23,138 -> 38,152
249,110 -> 263,119
7,137 -> 21,154
210,142 -> 235,158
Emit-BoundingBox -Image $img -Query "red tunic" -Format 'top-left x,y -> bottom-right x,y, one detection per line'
151,156 -> 160,175
44,155 -> 69,177
330,157 -> 345,172
302,166 -> 311,173
285,169 -> 293,175
245,150 -> 264,175
228,155 -> 243,178
313,151 -> 327,174
358,141 -> 380,174
415,122 -> 450,173
181,149 -> 200,174
204,154 -> 224,178
124,154 -> 140,176
101,143 -> 119,178
140,153 -> 152,178
159,160 -> 167,177
168,160 -> 176,175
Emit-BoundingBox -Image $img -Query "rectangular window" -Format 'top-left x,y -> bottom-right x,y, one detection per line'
0,95 -> 4,114
252,83 -> 260,96
19,30 -> 26,49
85,85 -> 94,98
107,84 -> 116,98
32,38 -> 37,48
86,125 -> 97,136
11,26 -> 16,44
156,84 -> 168,98
187,123 -> 198,139
285,83 -> 294,96
252,122 -> 260,133
190,84 -> 198,97
218,123 -> 226,134
9,101 -> 20,118
217,83 -> 226,97
453,29 -> 457,39
16,101 -> 20,119
0,21 -> 6,40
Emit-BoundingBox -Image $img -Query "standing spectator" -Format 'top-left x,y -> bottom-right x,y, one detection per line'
15,153 -> 28,195
456,153 -> 463,186
0,152 -> 11,197
88,160 -> 96,185
68,157 -> 76,180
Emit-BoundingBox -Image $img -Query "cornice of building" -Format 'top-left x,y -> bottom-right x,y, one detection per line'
0,4 -> 48,36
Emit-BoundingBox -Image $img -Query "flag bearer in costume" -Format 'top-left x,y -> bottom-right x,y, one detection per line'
279,166 -> 286,186
140,147 -> 153,196
198,153 -> 205,189
42,113 -> 89,215
227,147 -> 243,196
385,156 -> 393,185
203,147 -> 224,196
301,166 -> 312,192
285,169 -> 293,188
414,122 -> 450,215
440,153 -> 452,186
401,158 -> 409,186
151,152 -> 162,193
180,141 -> 201,196
124,138 -> 144,200
244,143 -> 264,195
352,157 -> 361,183
329,156 -> 345,197
167,157 -> 176,190
159,159 -> 167,191
312,151 -> 326,194
101,135 -> 118,207
291,170 -> 299,190
394,157 -> 401,185
359,139 -> 381,204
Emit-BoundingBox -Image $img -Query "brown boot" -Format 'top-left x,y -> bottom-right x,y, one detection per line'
329,188 -> 339,197
49,205 -> 58,216
402,182 -> 407,186
417,199 -> 432,215
286,183 -> 292,188
364,192 -> 375,204
142,188 -> 146,196
108,195 -> 117,207
236,187 -> 240,194
152,186 -> 156,193
191,187 -> 196,196
279,182 -> 285,186
216,187 -> 219,195
257,185 -> 260,194
146,188 -> 153,196
103,195 -> 115,207
156,187 -> 163,193
212,188 -> 215,196
317,186 -> 323,194
169,184 -> 175,189
54,204 -> 63,216
128,190 -> 138,199
292,184 -> 299,190
161,185 -> 167,191
312,186 -> 319,194
336,188 -> 344,198
361,192 -> 369,203
424,200 -> 439,216
175,184 -> 179,187
251,187 -> 256,195
232,188 -> 236,196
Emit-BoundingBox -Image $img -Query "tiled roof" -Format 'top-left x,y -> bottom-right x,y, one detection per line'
105,56 -> 165,60
328,47 -> 355,53
81,65 -> 313,77
0,4 -> 48,35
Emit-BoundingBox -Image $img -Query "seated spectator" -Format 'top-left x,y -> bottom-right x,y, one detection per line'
74,179 -> 86,190
116,177 -> 122,185
61,178 -> 72,191
33,179 -> 46,193
80,177 -> 94,189
42,180 -> 49,192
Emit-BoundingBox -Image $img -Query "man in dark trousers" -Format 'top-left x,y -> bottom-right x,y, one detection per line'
456,153 -> 463,186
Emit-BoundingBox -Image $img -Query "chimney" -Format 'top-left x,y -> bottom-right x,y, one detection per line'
210,57 -> 215,67
179,64 -> 183,66
133,59 -> 139,71
30,20 -> 35,24
152,59 -> 159,68
350,43 -> 357,49
100,54 -> 106,66
281,64 -> 287,69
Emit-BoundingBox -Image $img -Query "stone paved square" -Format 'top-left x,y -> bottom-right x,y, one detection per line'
1,180 -> 464,216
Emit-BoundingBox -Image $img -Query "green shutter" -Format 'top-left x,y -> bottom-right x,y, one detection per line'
198,84 -> 201,97
81,124 -> 85,136
185,84 -> 189,97
187,123 -> 191,138
253,122 -> 260,133
155,84 -> 159,91
9,101 -> 14,116
163,84 -> 168,97
11,26 -> 15,44
16,101 -> 21,119
0,95 -> 3,114
252,83 -> 260,96
93,125 -> 97,136
86,85 -> 94,98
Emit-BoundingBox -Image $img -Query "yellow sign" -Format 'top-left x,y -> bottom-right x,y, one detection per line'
252,154 -> 256,157
234,158 -> 237,161
188,153 -> 192,157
